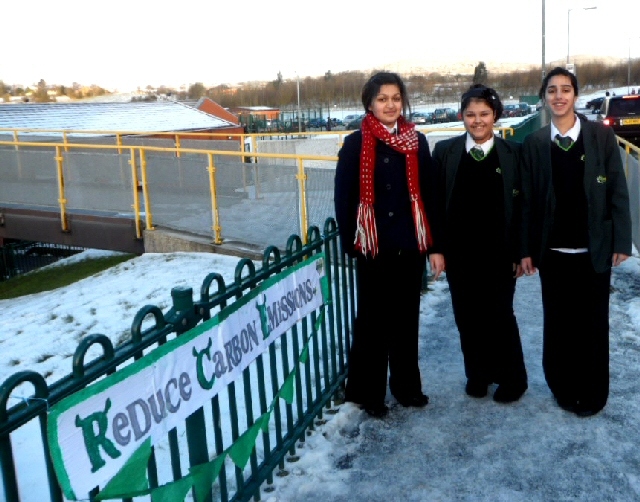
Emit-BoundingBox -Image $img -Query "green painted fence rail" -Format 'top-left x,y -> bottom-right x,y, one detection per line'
0,219 -> 356,502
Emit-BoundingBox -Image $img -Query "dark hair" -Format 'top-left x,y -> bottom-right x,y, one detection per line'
361,71 -> 411,116
460,84 -> 503,121
539,66 -> 579,99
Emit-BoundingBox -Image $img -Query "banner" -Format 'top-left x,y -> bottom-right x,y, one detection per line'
47,254 -> 328,500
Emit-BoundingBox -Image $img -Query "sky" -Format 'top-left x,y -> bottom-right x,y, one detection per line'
2,92 -> 640,501
2,0 -> 639,91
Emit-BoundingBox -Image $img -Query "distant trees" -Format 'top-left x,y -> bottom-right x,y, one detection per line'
473,62 -> 488,85
33,79 -> 51,102
188,82 -> 206,100
2,58 -> 639,107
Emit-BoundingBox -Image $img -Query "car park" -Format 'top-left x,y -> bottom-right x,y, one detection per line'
410,111 -> 433,125
596,94 -> 640,146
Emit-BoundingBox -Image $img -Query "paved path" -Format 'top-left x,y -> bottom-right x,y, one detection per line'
272,265 -> 640,501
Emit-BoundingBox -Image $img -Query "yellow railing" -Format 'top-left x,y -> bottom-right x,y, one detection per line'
0,126 -> 517,248
0,126 -> 515,151
0,135 -> 339,245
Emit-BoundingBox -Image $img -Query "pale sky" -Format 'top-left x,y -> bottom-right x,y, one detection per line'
2,0 -> 639,91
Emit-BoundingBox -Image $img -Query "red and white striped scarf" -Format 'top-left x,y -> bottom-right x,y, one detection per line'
355,113 -> 431,257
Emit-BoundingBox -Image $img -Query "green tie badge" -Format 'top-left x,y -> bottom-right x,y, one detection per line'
470,146 -> 484,161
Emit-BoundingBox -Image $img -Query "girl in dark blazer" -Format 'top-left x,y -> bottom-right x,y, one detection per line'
334,72 -> 436,418
521,67 -> 631,417
430,85 -> 528,403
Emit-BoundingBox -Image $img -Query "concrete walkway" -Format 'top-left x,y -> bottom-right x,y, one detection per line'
272,264 -> 640,501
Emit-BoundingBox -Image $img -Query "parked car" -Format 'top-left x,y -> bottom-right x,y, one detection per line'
515,102 -> 531,116
596,94 -> 640,146
586,96 -> 605,113
410,111 -> 433,125
345,115 -> 364,130
433,108 -> 457,123
502,103 -> 530,118
342,114 -> 362,125
307,117 -> 327,128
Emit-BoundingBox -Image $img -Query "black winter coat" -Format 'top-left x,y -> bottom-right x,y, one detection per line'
334,130 -> 434,256
521,117 -> 631,273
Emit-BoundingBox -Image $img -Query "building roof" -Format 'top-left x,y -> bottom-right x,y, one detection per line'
196,97 -> 240,125
0,101 -> 239,136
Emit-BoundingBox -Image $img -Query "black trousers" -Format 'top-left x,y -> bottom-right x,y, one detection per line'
539,251 -> 611,410
446,259 -> 527,387
345,250 -> 426,407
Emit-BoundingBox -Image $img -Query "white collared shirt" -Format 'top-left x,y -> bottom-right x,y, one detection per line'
465,133 -> 494,156
550,115 -> 581,143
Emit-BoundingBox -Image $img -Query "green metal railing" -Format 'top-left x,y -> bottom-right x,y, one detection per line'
0,240 -> 85,281
0,220 -> 356,502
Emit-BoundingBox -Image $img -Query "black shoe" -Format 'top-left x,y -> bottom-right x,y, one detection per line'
574,401 -> 604,418
555,396 -> 578,413
493,383 -> 527,403
465,380 -> 488,398
395,393 -> 429,408
363,403 -> 389,418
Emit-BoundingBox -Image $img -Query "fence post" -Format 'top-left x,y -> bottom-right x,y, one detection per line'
54,145 -> 69,232
138,149 -> 155,231
206,153 -> 223,245
295,158 -> 309,244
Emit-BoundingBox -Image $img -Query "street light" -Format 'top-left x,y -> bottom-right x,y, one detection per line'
567,6 -> 597,66
629,37 -> 640,94
296,73 -> 301,133
542,0 -> 546,80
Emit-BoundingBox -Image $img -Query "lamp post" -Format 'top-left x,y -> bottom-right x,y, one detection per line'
542,0 -> 546,80
629,37 -> 640,94
567,6 -> 597,66
296,74 -> 301,133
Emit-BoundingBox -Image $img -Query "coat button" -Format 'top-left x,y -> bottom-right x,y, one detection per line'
383,157 -> 389,164
386,184 -> 391,190
388,211 -> 394,217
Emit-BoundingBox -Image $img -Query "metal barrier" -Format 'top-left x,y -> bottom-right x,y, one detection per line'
0,220 -> 356,502
617,138 -> 640,252
508,111 -> 547,143
0,127 -> 513,251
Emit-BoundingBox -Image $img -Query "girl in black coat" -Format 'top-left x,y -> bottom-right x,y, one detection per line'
334,72 -> 437,418
430,85 -> 528,403
521,67 -> 631,417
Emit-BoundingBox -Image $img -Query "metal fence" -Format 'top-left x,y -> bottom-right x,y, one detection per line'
0,127 -> 514,252
0,221 -> 357,502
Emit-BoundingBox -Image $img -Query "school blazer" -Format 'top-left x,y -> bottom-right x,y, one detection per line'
520,117 -> 631,273
430,134 -> 522,261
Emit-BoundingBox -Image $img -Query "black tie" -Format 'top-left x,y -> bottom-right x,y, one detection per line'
555,134 -> 574,151
470,146 -> 485,161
